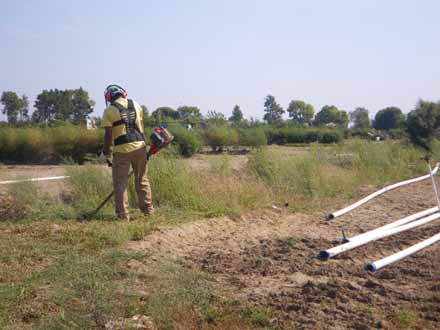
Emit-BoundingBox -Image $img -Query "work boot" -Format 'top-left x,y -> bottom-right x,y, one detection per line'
142,206 -> 155,216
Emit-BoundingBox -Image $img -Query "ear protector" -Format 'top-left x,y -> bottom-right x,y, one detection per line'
104,84 -> 128,103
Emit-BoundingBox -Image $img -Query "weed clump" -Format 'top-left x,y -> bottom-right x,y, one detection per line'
0,181 -> 52,221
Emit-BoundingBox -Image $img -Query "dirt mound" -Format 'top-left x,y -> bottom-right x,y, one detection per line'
129,180 -> 440,329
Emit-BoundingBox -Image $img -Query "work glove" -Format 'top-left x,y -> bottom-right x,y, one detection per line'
99,152 -> 112,167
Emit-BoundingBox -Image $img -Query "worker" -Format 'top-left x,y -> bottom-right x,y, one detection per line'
100,84 -> 154,221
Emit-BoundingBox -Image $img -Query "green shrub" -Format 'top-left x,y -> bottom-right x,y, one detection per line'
238,128 -> 267,148
388,128 -> 406,139
318,130 -> 343,143
0,127 -> 103,164
201,127 -> 239,151
345,128 -> 371,139
168,125 -> 202,157
264,127 -> 342,145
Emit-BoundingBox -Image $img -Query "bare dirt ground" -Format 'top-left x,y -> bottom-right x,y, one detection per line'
128,179 -> 440,330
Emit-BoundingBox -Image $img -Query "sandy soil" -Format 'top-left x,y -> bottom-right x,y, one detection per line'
128,179 -> 440,329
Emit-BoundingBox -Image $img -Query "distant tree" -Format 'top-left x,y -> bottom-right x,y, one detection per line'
229,105 -> 244,123
206,110 -> 227,126
56,89 -> 74,121
152,107 -> 179,120
71,87 -> 95,124
314,105 -> 348,128
350,107 -> 371,129
177,106 -> 202,120
32,88 -> 95,124
373,107 -> 405,130
287,100 -> 314,125
0,91 -> 28,125
19,95 -> 29,122
33,90 -> 55,123
263,95 -> 284,124
406,100 -> 440,151
177,106 -> 202,125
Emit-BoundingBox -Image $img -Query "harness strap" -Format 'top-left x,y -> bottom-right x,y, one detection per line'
110,99 -> 145,146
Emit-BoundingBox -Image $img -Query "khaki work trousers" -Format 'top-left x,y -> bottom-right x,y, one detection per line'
112,146 -> 153,220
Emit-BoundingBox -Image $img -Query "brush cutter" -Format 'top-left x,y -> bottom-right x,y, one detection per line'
78,127 -> 174,221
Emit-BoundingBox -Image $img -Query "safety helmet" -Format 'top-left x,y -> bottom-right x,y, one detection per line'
104,84 -> 127,103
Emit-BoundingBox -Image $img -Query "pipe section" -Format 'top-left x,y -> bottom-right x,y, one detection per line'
347,206 -> 439,242
328,164 -> 440,220
319,212 -> 440,259
428,162 -> 440,210
0,176 -> 70,185
366,232 -> 440,271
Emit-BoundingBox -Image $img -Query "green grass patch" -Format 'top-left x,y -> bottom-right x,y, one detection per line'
247,140 -> 428,211
393,309 -> 419,328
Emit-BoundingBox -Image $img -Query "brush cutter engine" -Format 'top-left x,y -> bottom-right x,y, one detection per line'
148,127 -> 174,158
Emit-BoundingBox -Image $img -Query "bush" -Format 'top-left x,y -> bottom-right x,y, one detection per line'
319,130 -> 343,143
406,100 -> 440,150
345,128 -> 371,139
0,127 -> 102,164
168,125 -> 202,157
238,128 -> 267,148
264,127 -> 342,145
201,127 -> 239,151
388,128 -> 406,140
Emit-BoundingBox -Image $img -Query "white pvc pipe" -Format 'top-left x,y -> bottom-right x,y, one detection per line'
328,164 -> 440,219
347,206 -> 439,242
366,232 -> 440,271
0,176 -> 70,185
319,212 -> 440,259
428,162 -> 440,210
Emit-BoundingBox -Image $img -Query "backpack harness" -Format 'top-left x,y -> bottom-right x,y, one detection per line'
111,99 -> 145,146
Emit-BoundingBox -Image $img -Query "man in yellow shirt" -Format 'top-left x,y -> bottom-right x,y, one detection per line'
101,84 -> 153,221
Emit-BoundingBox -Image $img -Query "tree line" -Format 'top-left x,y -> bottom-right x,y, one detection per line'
1,88 -> 95,125
1,89 -> 439,142
261,94 -> 410,131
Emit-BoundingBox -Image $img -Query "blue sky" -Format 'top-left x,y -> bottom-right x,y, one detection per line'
1,0 -> 439,120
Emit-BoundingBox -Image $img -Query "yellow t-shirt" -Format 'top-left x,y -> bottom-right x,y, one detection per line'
101,97 -> 146,153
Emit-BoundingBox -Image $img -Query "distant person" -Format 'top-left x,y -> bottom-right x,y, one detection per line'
86,116 -> 97,129
100,84 -> 154,221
